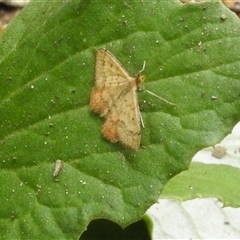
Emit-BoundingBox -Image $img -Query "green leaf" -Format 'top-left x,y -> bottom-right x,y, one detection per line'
161,162 -> 240,207
0,0 -> 240,238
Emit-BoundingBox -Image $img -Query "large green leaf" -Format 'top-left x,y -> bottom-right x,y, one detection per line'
0,0 -> 240,238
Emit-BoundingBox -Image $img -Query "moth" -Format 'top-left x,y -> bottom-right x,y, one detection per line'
90,48 -> 174,151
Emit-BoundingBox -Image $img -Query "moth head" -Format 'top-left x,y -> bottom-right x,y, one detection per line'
135,74 -> 145,86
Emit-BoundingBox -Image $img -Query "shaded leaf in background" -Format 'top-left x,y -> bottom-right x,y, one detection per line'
161,162 -> 240,207
80,218 -> 151,240
0,0 -> 240,239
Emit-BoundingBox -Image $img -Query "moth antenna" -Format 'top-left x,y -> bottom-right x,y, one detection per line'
138,60 -> 146,74
144,89 -> 176,106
